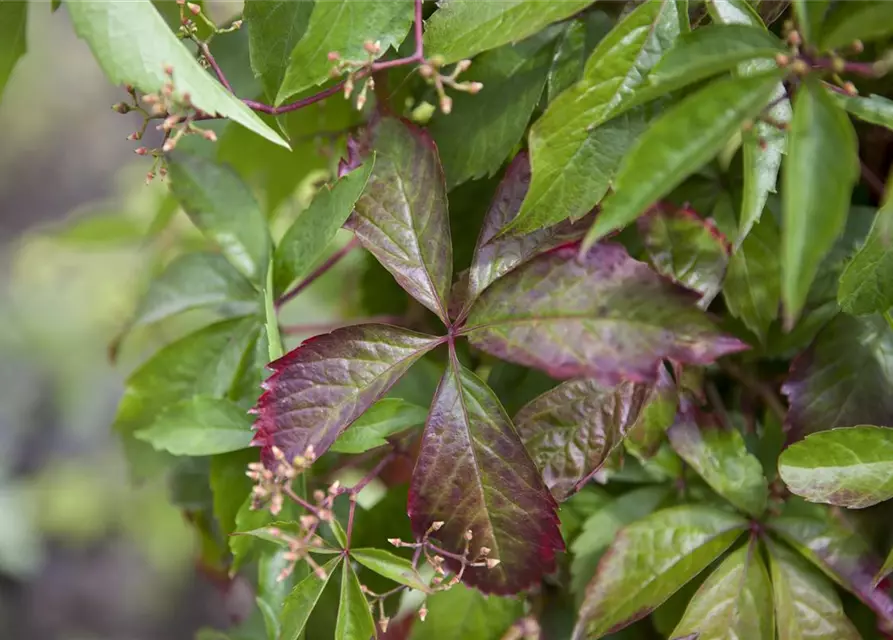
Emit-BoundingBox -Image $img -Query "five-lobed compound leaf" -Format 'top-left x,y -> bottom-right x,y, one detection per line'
243,0 -> 315,101
515,0 -> 683,233
408,359 -> 563,595
838,206 -> 893,315
276,0 -> 412,104
167,152 -> 273,286
668,400 -> 768,516
829,91 -> 893,131
335,559 -> 376,640
582,70 -> 785,250
638,207 -> 730,308
136,396 -> 254,456
409,584 -> 524,640
779,426 -> 893,509
0,0 -> 26,101
514,378 -> 651,501
330,398 -> 427,454
280,555 -> 342,640
573,505 -> 748,639
671,542 -> 774,640
130,252 -> 260,328
782,314 -> 893,441
463,243 -> 747,384
65,0 -> 287,148
350,548 -> 430,592
428,30 -> 558,189
251,324 -> 441,466
273,158 -> 374,296
782,79 -> 858,328
819,1 -> 893,52
423,0 -> 592,65
767,540 -> 861,640
346,118 -> 453,324
768,511 -> 893,626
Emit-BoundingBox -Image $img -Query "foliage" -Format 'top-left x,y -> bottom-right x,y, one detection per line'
5,0 -> 893,637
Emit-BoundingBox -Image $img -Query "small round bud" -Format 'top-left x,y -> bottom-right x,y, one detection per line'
851,40 -> 864,54
162,139 -> 176,153
485,558 -> 501,569
419,63 -> 434,79
127,132 -> 141,141
314,566 -> 327,579
145,171 -> 155,184
843,81 -> 858,96
774,53 -> 790,67
134,147 -> 149,156
467,81 -> 483,94
831,56 -> 845,73
479,546 -> 491,556
112,102 -> 131,114
187,2 -> 201,15
429,55 -> 445,67
202,129 -> 217,142
790,59 -> 809,75
440,95 -> 453,114
378,618 -> 390,634
313,490 -> 325,502
232,19 -> 243,29
176,0 -> 185,5
431,521 -> 445,531
387,538 -> 402,547
464,529 -> 473,541
455,59 -> 472,74
163,63 -> 174,76
328,51 -> 341,61
787,30 -> 802,46
419,606 -> 428,622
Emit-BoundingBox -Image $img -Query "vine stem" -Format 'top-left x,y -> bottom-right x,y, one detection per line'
276,237 -> 361,309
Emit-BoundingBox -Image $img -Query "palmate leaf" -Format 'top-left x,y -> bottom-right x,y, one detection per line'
243,0 -> 315,101
779,426 -> 893,509
573,505 -> 748,639
463,243 -> 746,384
671,541 -> 774,640
782,314 -> 893,441
346,118 -> 453,324
767,540 -> 861,640
336,560 -> 377,640
514,378 -> 652,501
136,396 -> 254,456
668,400 -> 768,516
251,324 -> 441,465
408,357 -> 563,594
280,555 -> 342,640
514,0 -> 684,233
423,0 -> 592,65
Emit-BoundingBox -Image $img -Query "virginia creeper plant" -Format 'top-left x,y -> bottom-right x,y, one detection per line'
7,0 -> 893,638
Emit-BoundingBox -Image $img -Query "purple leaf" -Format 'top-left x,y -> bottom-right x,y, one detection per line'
463,243 -> 747,384
782,314 -> 893,442
345,118 -> 453,324
638,206 -> 730,308
408,358 -> 563,595
514,378 -> 651,501
461,151 -> 591,314
251,324 -> 441,466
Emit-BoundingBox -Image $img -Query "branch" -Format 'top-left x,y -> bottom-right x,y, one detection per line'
276,237 -> 361,309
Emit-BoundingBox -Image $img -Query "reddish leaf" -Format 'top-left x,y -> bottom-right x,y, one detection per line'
462,151 -> 590,314
408,358 -> 563,594
638,206 -> 730,308
782,314 -> 893,442
462,243 -> 746,384
514,378 -> 651,501
346,118 -> 453,324
251,324 -> 441,465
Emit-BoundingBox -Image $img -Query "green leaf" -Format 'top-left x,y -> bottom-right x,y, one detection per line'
671,542 -> 774,640
64,0 -> 287,148
210,449 -> 256,537
167,152 -> 273,285
547,20 -> 586,104
409,584 -> 524,640
336,560 -> 376,640
768,540 -> 861,640
0,0 -> 27,101
582,70 -> 784,249
131,252 -> 260,328
570,486 -> 669,598
792,0 -> 828,44
829,92 -> 893,130
573,505 -> 747,639
428,30 -> 558,188
723,211 -> 782,340
230,494 -> 305,572
280,556 -> 342,640
782,79 -> 858,328
820,1 -> 893,51
778,426 -> 893,509
668,401 -> 768,516
330,398 -> 428,454
423,0 -> 592,65
244,0 -> 315,100
135,396 -> 254,456
515,0 -> 683,233
624,364 -> 679,459
350,548 -> 430,592
274,159 -> 374,295
276,0 -> 412,104
839,206 -> 893,315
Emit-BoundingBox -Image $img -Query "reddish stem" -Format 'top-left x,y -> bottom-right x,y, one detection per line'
350,451 -> 398,496
276,237 -> 361,308
198,41 -> 233,93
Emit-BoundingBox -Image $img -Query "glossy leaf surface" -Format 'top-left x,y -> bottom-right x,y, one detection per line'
280,556 -> 342,640
346,118 -> 453,323
408,360 -> 562,594
838,208 -> 893,315
423,0 -> 592,64
251,324 -> 440,465
779,426 -> 893,508
782,79 -> 858,327
65,0 -> 286,147
829,92 -> 893,130
671,543 -> 774,640
782,314 -> 893,440
243,0 -> 315,100
330,398 -> 428,454
515,378 -> 650,500
335,559 -> 376,640
464,243 -> 746,384
350,548 -> 430,592
136,396 -> 253,456
573,505 -> 747,639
